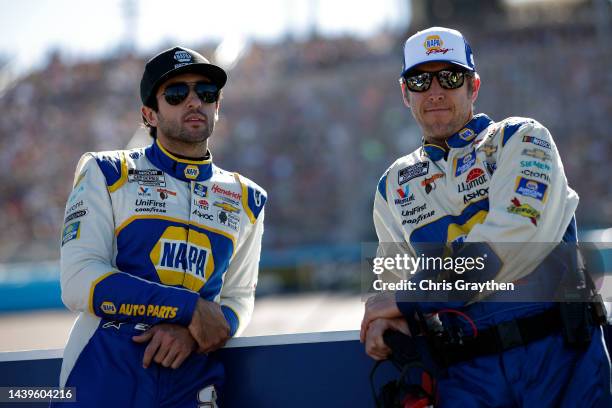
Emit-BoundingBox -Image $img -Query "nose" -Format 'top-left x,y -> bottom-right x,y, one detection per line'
426,77 -> 445,103
185,88 -> 203,109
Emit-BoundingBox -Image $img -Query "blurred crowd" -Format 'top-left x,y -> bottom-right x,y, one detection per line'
0,22 -> 610,262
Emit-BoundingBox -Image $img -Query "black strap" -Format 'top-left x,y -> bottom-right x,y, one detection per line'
437,307 -> 563,366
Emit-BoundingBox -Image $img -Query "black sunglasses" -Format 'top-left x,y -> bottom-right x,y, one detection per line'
162,82 -> 219,105
401,68 -> 468,92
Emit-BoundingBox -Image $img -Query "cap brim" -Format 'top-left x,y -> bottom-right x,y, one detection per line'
401,60 -> 475,77
147,63 -> 228,105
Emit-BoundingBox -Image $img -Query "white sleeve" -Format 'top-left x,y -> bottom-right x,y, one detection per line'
219,208 -> 265,336
466,120 -> 579,284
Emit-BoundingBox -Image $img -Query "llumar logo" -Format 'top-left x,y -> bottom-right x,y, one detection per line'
423,35 -> 452,55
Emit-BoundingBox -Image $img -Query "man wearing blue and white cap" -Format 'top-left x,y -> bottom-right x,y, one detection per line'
361,27 -> 611,406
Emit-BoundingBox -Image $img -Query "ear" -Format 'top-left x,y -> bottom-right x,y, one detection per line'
470,73 -> 481,104
141,105 -> 159,127
400,79 -> 411,109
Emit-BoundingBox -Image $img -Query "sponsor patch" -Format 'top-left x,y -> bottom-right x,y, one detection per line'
394,185 -> 416,206
522,148 -> 551,162
423,35 -> 453,55
521,169 -> 550,183
64,209 -> 88,224
217,211 -> 240,231
402,210 -> 435,225
463,187 -> 488,204
157,188 -> 177,203
184,165 -> 200,180
211,184 -> 242,201
401,203 -> 427,217
457,168 -> 487,193
523,135 -> 551,149
66,200 -> 85,215
62,222 -> 81,246
454,150 -> 476,177
478,143 -> 497,157
101,301 -> 117,315
194,184 -> 208,198
192,209 -> 214,221
213,201 -> 241,213
515,177 -> 548,202
421,173 -> 444,194
138,186 -> 152,197
398,162 -> 429,185
520,160 -> 551,171
128,169 -> 166,187
458,128 -> 476,142
507,197 -> 540,226
193,198 -> 209,211
134,199 -> 167,213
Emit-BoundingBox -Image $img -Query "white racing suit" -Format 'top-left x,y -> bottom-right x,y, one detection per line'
54,139 -> 266,407
374,113 -> 611,407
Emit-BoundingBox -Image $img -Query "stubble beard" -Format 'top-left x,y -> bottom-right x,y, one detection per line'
157,113 -> 214,144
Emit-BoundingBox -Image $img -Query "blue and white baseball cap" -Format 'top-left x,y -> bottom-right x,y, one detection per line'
401,27 -> 476,76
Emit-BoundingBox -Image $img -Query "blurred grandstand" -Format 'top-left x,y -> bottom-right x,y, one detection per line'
0,0 -> 610,323
0,0 -> 610,265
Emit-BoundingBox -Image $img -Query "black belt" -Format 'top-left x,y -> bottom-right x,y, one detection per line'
433,307 -> 563,367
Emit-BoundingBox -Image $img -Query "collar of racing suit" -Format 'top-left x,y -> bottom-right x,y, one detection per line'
422,113 -> 495,162
145,138 -> 214,182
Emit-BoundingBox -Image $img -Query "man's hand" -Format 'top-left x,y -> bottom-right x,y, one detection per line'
188,298 -> 230,353
360,291 -> 402,342
132,323 -> 196,369
364,317 -> 411,361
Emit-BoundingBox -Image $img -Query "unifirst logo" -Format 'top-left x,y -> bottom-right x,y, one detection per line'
423,35 -> 452,55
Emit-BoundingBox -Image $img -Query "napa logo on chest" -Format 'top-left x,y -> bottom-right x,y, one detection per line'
149,226 -> 215,292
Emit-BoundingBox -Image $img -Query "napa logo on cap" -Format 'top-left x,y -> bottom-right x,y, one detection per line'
174,50 -> 192,63
185,165 -> 200,180
424,35 -> 452,55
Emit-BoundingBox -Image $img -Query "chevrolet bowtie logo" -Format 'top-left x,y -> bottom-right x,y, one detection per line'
479,144 -> 497,157
213,202 -> 240,213
522,148 -> 551,162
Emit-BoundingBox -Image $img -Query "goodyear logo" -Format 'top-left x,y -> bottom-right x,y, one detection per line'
423,35 -> 451,55
185,165 -> 200,180
101,301 -> 117,315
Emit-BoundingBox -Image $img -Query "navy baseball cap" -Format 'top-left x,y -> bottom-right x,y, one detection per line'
140,46 -> 227,107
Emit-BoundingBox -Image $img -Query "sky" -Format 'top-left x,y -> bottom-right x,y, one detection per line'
0,0 -> 411,74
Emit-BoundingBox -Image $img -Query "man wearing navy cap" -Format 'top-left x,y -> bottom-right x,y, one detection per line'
361,27 -> 611,406
53,46 -> 267,407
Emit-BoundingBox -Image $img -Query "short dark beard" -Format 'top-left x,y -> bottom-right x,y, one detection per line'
157,110 -> 214,144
